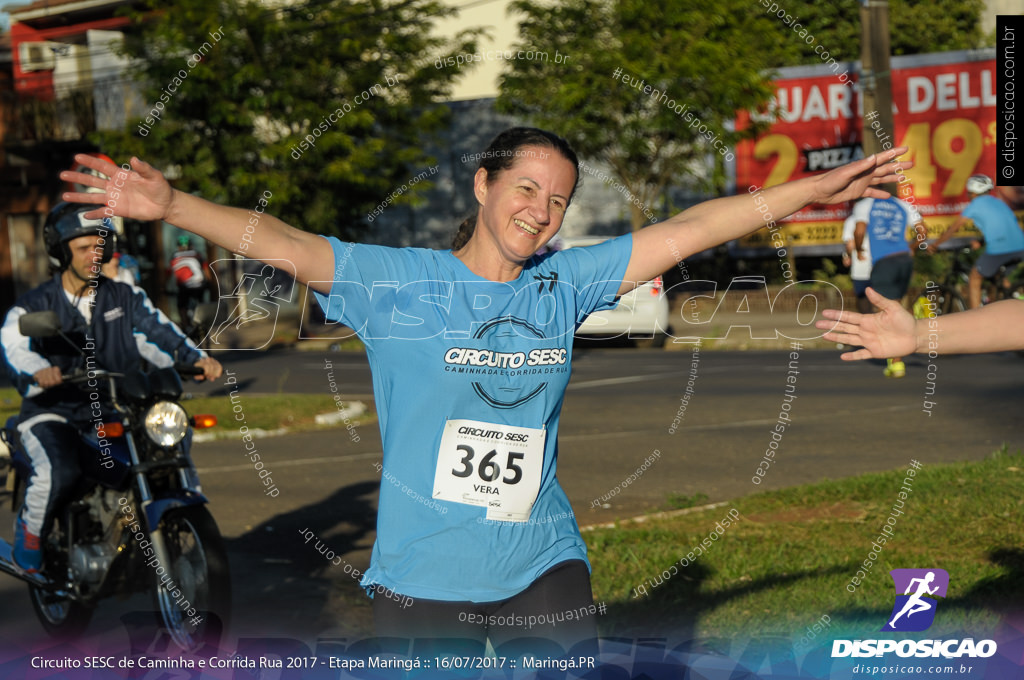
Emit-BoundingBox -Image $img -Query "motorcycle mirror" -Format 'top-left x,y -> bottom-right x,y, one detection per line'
18,311 -> 62,338
18,310 -> 88,359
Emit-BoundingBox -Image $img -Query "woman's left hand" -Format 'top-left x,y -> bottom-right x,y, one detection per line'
810,147 -> 913,205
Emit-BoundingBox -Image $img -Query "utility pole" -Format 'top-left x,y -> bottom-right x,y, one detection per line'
860,0 -> 897,195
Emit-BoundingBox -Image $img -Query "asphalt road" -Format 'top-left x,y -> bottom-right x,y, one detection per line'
1,346 -> 1022,651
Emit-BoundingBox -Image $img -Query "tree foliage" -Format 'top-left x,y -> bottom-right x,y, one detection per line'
498,0 -> 987,231
762,0 -> 989,67
94,0 -> 482,239
497,0 -> 784,230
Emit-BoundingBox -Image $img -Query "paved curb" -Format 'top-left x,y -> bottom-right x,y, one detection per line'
314,401 -> 367,425
579,500 -> 730,532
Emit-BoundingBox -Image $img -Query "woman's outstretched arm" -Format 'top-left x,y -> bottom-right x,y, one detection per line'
61,155 -> 335,292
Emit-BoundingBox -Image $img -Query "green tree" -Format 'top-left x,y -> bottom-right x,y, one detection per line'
94,0 -> 482,240
761,0 -> 989,67
497,0 -> 986,232
497,0 -> 785,231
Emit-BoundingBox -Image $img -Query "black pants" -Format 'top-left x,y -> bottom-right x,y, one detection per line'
869,252 -> 913,301
176,286 -> 206,330
373,559 -> 598,657
16,414 -> 84,539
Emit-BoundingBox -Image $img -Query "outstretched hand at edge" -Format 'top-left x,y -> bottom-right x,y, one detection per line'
814,287 -> 918,360
60,155 -> 176,223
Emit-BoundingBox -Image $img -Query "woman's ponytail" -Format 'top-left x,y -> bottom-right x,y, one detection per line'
452,215 -> 476,250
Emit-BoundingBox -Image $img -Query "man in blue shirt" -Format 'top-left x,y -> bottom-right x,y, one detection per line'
928,174 -> 1024,308
852,192 -> 928,378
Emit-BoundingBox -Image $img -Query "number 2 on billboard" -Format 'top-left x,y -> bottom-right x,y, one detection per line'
753,134 -> 798,188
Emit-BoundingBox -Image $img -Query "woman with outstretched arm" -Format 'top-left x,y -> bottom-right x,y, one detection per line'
60,130 -> 910,652
60,144 -> 910,296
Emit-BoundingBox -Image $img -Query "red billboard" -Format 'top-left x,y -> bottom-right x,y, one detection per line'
733,50 -> 1007,255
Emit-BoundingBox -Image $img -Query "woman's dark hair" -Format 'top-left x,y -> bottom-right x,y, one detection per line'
452,127 -> 580,250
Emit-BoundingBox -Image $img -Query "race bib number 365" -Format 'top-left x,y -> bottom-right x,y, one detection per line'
432,419 -> 545,522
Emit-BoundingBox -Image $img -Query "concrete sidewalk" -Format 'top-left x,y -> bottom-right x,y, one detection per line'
663,286 -> 857,350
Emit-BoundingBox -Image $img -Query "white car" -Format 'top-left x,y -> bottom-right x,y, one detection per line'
556,235 -> 671,347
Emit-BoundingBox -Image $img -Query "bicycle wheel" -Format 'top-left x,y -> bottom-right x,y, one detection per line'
939,288 -> 967,315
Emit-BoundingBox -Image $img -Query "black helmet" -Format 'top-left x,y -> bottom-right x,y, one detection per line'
43,202 -> 115,270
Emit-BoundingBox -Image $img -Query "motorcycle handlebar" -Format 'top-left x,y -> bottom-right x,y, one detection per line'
57,369 -> 124,384
41,364 -> 202,386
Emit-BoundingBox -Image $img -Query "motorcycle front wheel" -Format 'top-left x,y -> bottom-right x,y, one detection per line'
151,506 -> 231,651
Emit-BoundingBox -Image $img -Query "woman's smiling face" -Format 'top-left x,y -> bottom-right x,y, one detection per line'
472,145 -> 578,264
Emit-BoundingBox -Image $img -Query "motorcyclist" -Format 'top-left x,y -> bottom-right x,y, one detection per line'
0,203 -> 221,573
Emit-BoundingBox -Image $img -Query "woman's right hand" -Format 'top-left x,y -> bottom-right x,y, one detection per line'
815,287 -> 919,361
59,155 -> 175,223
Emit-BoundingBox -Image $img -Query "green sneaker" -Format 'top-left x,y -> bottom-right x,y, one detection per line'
884,359 -> 906,378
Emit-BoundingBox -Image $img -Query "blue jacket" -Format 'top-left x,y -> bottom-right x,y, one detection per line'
1,274 -> 204,421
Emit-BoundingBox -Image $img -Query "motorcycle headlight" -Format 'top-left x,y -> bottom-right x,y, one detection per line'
144,401 -> 189,447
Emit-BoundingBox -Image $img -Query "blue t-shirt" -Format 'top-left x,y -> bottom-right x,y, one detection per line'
852,196 -> 921,264
314,234 -> 632,602
962,194 -> 1024,255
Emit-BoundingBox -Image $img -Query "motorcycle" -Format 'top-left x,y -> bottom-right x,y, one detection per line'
0,310 -> 230,651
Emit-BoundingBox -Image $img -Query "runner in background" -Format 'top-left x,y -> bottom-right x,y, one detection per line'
842,200 -> 872,314
102,250 -> 137,286
852,191 -> 928,378
168,235 -> 212,333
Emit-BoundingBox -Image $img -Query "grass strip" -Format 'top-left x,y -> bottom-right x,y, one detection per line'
588,448 -> 1024,642
0,387 -> 373,434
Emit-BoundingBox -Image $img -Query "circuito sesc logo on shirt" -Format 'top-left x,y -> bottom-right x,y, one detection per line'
442,316 -> 569,409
